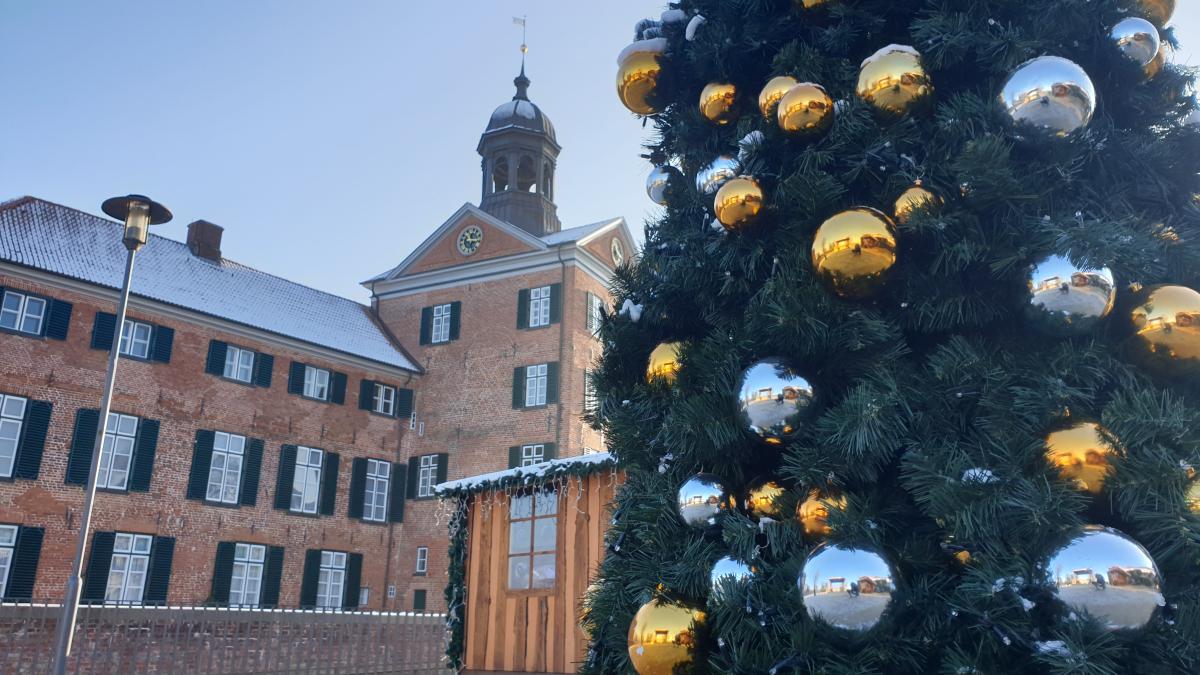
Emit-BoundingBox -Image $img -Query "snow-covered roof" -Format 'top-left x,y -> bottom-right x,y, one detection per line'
540,218 -> 622,246
0,196 -> 418,372
436,452 -> 614,495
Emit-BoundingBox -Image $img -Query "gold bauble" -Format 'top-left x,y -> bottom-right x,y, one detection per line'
1045,421 -> 1117,495
744,477 -> 787,521
699,81 -> 739,125
627,599 -> 706,675
794,0 -> 833,7
796,490 -> 847,539
714,176 -> 765,230
893,183 -> 940,224
856,45 -> 934,117
758,75 -> 798,119
617,45 -> 665,115
811,207 -> 900,299
1187,479 -> 1200,512
777,82 -> 835,139
1137,0 -> 1176,27
1128,284 -> 1200,378
646,341 -> 684,384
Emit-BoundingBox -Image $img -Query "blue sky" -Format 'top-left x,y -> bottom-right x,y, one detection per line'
2,2 -> 1198,301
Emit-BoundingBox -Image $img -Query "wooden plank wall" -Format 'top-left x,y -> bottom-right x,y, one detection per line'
462,469 -> 621,673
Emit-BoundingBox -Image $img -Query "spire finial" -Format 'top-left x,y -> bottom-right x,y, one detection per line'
512,15 -> 530,100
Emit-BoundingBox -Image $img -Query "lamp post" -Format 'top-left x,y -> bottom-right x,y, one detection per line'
51,195 -> 172,675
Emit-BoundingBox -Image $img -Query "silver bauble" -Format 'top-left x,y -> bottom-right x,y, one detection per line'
737,358 -> 816,444
1045,526 -> 1163,630
709,555 -> 754,604
1110,17 -> 1161,67
677,473 -> 731,528
695,155 -> 740,195
999,56 -> 1097,138
646,165 -> 676,205
1025,254 -> 1116,336
798,544 -> 897,631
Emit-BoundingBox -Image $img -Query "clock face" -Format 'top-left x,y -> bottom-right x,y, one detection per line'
611,237 -> 625,266
457,226 -> 483,256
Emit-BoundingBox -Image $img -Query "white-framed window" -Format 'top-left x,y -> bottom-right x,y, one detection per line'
316,550 -> 346,609
0,291 -> 46,335
119,320 -> 152,359
431,304 -> 452,344
303,366 -> 330,400
229,543 -> 265,607
98,413 -> 138,491
206,431 -> 245,504
0,394 -> 28,479
417,455 -> 437,498
528,286 -> 551,328
291,446 -> 323,514
224,346 -> 255,383
521,444 -> 545,467
584,369 -> 597,414
373,383 -> 396,416
588,293 -> 604,337
105,532 -> 152,605
0,525 -> 17,598
415,547 -> 428,575
507,489 -> 558,590
525,364 -> 548,407
363,459 -> 390,522
359,586 -> 369,607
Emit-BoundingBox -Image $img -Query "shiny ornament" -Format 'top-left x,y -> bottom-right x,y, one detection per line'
1187,478 -> 1200,512
1025,254 -> 1116,337
1045,421 -> 1118,495
699,82 -> 739,125
1136,0 -> 1176,27
616,41 -> 666,115
1145,41 -> 1172,78
999,56 -> 1096,138
778,82 -> 835,139
744,476 -> 788,521
1127,285 -> 1200,378
1110,17 -> 1161,67
627,599 -> 706,675
714,176 -> 765,230
738,358 -> 816,443
856,45 -> 934,117
1045,526 -> 1163,630
795,0 -> 833,7
695,155 -> 740,195
797,490 -> 847,539
758,75 -> 798,118
799,544 -> 897,631
646,165 -> 676,205
893,183 -> 940,224
646,341 -> 685,384
811,207 -> 900,299
678,473 -> 732,528
709,556 -> 754,603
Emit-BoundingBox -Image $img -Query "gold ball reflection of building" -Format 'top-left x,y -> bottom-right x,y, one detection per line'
893,184 -> 940,224
758,75 -> 798,119
627,599 -> 706,675
856,45 -> 933,117
699,81 -> 739,125
714,176 -> 765,230
1186,478 -> 1200,513
777,82 -> 834,139
1045,421 -> 1117,495
811,207 -> 899,299
646,341 -> 685,384
744,477 -> 788,521
617,44 -> 665,115
1127,284 -> 1200,379
797,490 -> 847,539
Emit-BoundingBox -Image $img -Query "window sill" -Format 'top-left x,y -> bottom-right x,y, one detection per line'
413,572 -> 427,577
367,410 -> 397,419
201,498 -> 243,510
215,374 -> 258,388
286,509 -> 324,519
357,517 -> 389,526
518,404 -> 553,411
294,394 -> 334,405
522,323 -> 556,331
0,327 -> 46,340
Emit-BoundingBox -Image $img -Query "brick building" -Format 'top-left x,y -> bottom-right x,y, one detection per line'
0,64 -> 631,614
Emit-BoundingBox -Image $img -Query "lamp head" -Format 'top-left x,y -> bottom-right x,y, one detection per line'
102,194 -> 172,250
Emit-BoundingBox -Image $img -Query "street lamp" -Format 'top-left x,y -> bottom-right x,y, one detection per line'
52,195 -> 172,675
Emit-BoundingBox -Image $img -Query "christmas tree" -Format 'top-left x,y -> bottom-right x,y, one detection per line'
583,1 -> 1200,673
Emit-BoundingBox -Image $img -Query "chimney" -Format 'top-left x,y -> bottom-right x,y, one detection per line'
186,220 -> 224,261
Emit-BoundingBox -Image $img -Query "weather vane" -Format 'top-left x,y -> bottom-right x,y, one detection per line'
513,15 -> 528,63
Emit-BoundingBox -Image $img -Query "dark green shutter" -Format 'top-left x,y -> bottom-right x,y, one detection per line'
388,463 -> 407,522
286,362 -> 305,395
66,409 -> 100,485
319,452 -> 340,516
512,367 -> 526,408
435,453 -> 449,486
91,312 -> 117,351
149,326 -> 174,363
81,532 -> 115,603
253,353 -> 274,388
5,526 -> 44,600
300,549 -> 321,608
205,340 -> 227,375
330,372 -> 347,404
517,289 -> 530,329
240,438 -> 264,507
419,307 -> 433,345
186,430 -> 216,501
343,553 -> 363,609
44,299 -> 72,340
546,362 -> 560,404
211,542 -> 236,605
358,380 -> 375,411
413,589 -> 426,612
261,546 -> 285,607
543,443 -> 557,461
406,457 -> 420,500
274,445 -> 298,510
549,283 -> 562,323
448,301 -> 462,340
508,446 -> 522,469
396,388 -> 414,419
14,400 -> 51,480
144,536 -> 175,606
348,458 -> 367,520
128,418 -> 159,492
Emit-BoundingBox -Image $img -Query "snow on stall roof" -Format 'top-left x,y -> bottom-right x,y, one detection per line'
0,197 -> 418,372
436,452 -> 614,495
540,217 -> 621,246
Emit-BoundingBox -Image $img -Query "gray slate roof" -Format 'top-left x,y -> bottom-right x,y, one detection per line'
539,218 -> 619,246
0,197 -> 418,372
